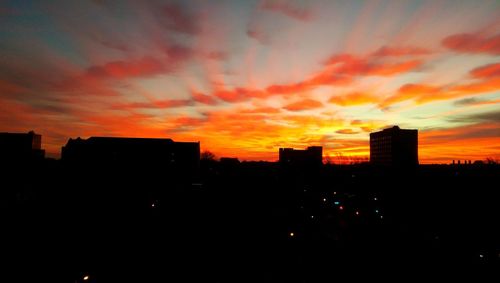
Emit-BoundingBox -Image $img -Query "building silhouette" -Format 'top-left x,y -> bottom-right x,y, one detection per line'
370,126 -> 418,166
61,136 -> 200,172
279,146 -> 323,166
0,131 -> 45,161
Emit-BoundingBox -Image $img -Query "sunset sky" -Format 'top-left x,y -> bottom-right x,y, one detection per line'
1,0 -> 499,163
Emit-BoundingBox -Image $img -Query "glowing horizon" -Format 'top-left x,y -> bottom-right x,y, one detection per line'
1,0 -> 499,163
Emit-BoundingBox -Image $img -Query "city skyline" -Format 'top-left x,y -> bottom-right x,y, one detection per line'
1,0 -> 499,163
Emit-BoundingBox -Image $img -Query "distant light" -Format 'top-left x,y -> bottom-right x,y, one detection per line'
83,275 -> 89,281
479,254 -> 484,258
334,201 -> 340,205
355,211 -> 360,216
290,232 -> 294,237
323,198 -> 327,202
311,215 -> 314,219
380,215 -> 383,219
374,197 -> 378,201
151,203 -> 155,208
333,192 -> 337,195
375,209 -> 379,213
339,206 -> 344,210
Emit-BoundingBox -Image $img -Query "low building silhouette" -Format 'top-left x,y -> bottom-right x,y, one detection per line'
61,136 -> 199,173
370,126 -> 418,167
220,157 -> 240,165
0,131 -> 45,161
279,146 -> 323,166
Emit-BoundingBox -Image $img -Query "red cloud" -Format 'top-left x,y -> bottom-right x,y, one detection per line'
214,88 -> 266,103
192,92 -> 218,105
335,58 -> 423,76
266,82 -> 310,94
284,99 -> 323,111
442,33 -> 500,55
372,46 -> 430,57
0,79 -> 26,96
329,92 -> 379,106
264,51 -> 423,96
470,63 -> 500,78
324,53 -> 423,76
260,0 -> 313,21
86,57 -> 166,79
173,116 -> 207,126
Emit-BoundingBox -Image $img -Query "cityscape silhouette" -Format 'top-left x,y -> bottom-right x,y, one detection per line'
2,128 -> 499,282
1,0 -> 499,281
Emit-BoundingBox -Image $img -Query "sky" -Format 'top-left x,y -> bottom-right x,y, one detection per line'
0,0 -> 499,163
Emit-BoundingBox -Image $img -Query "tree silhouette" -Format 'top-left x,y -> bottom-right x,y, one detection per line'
201,150 -> 216,161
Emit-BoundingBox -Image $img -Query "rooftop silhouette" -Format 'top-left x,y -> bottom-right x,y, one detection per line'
0,130 -> 45,162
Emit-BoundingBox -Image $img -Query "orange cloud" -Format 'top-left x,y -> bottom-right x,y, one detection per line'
240,107 -> 281,114
420,122 -> 500,163
380,83 -> 441,107
450,77 -> 500,95
284,99 -> 323,111
442,33 -> 500,55
329,92 -> 379,106
336,128 -> 358,134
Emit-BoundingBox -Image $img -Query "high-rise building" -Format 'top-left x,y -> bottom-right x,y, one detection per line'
370,126 -> 418,166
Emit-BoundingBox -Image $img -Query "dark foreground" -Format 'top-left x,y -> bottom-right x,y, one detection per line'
2,161 -> 499,281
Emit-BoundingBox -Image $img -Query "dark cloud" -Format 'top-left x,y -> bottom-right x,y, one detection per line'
162,2 -> 200,35
336,129 -> 358,135
247,29 -> 271,45
112,99 -> 193,110
447,109 -> 500,124
454,97 -> 480,106
260,0 -> 313,21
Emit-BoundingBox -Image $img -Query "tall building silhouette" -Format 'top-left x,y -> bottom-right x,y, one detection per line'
370,126 -> 418,166
0,131 -> 45,161
61,136 -> 200,172
279,146 -> 323,166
